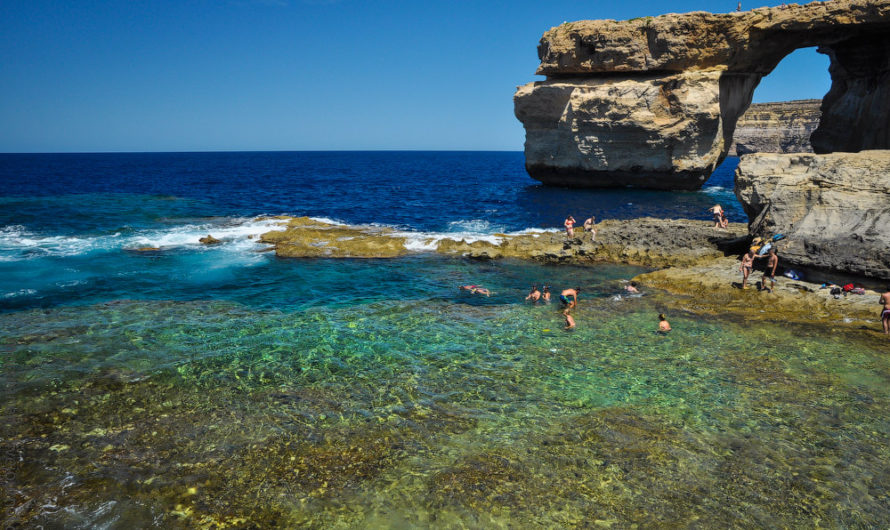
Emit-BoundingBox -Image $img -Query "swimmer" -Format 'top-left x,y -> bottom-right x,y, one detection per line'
559,287 -> 580,311
459,285 -> 490,297
526,284 -> 541,303
880,287 -> 890,336
542,285 -> 551,303
583,215 -> 596,241
658,313 -> 671,333
625,281 -> 640,294
564,312 -> 576,331
564,215 -> 576,239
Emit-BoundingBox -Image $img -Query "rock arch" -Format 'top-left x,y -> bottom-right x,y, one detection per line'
514,0 -> 890,189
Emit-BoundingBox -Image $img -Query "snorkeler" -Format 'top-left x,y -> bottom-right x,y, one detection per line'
542,285 -> 551,303
526,284 -> 541,303
459,285 -> 490,297
658,313 -> 671,333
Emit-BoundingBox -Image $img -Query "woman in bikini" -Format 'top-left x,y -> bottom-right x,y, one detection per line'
564,215 -> 576,239
880,288 -> 890,336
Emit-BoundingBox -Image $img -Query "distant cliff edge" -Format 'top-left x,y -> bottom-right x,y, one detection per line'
728,100 -> 821,156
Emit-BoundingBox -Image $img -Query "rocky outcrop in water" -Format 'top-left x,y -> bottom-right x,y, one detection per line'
261,217 -> 747,268
515,0 -> 890,189
735,151 -> 890,280
728,100 -> 821,156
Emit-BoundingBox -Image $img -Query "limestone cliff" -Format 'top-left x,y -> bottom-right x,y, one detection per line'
515,0 -> 890,189
728,100 -> 821,156
735,151 -> 890,280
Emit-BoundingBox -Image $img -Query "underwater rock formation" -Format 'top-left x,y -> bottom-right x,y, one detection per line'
729,100 -> 821,156
515,0 -> 890,189
735,150 -> 890,280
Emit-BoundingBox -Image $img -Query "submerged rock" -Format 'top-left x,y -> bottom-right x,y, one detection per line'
735,151 -> 890,280
515,0 -> 890,189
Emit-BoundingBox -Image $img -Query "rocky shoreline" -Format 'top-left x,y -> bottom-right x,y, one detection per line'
258,216 -> 886,334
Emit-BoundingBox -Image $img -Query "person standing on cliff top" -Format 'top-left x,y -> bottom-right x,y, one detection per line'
583,215 -> 596,241
564,215 -> 576,239
880,288 -> 890,336
737,2 -> 741,11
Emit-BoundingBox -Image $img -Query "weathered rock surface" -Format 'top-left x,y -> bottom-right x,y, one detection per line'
735,151 -> 890,280
729,100 -> 821,156
634,256 -> 883,328
515,0 -> 890,189
260,216 -> 747,268
199,234 -> 221,245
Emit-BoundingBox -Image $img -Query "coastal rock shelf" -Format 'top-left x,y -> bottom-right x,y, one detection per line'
735,150 -> 890,280
728,100 -> 821,156
515,0 -> 890,189
260,216 -> 747,267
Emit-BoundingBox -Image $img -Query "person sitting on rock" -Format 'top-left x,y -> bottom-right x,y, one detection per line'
525,284 -> 541,303
583,215 -> 596,241
719,211 -> 729,229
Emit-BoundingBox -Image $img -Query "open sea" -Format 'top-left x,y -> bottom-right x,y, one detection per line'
2,152 -> 888,527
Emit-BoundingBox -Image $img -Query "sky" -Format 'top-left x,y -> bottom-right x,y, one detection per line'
0,0 -> 831,153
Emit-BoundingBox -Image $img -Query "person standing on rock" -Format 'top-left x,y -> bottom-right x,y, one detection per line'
583,215 -> 596,241
754,247 -> 779,292
564,215 -> 576,239
880,288 -> 890,336
708,205 -> 724,229
739,249 -> 755,289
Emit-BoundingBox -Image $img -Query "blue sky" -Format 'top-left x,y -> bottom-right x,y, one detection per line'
0,0 -> 830,152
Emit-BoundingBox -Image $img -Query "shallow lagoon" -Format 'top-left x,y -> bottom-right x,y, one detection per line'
3,256 -> 889,528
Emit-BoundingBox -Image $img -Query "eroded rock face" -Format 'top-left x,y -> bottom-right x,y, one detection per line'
516,0 -> 890,189
729,100 -> 821,156
735,151 -> 890,280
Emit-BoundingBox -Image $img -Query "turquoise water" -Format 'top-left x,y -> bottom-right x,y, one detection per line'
2,154 -> 889,527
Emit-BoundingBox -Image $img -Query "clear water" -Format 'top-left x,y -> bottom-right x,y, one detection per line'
2,152 -> 888,528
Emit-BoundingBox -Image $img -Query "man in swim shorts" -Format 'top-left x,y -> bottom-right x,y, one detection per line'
739,249 -> 755,289
880,287 -> 890,336
560,287 -> 580,311
583,215 -> 596,241
526,284 -> 541,303
708,205 -> 723,229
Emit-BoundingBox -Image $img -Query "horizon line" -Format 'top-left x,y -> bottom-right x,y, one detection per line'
0,149 -> 527,155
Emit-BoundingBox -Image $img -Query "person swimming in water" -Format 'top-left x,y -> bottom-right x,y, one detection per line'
526,284 -> 541,303
564,312 -> 576,331
459,285 -> 490,296
542,285 -> 551,303
658,313 -> 671,333
560,287 -> 580,311
625,281 -> 639,294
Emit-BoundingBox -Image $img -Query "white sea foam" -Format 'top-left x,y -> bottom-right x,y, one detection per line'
3,288 -> 37,299
0,218 -> 283,262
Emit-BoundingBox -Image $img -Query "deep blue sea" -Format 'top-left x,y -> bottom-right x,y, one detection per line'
3,152 -> 888,528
